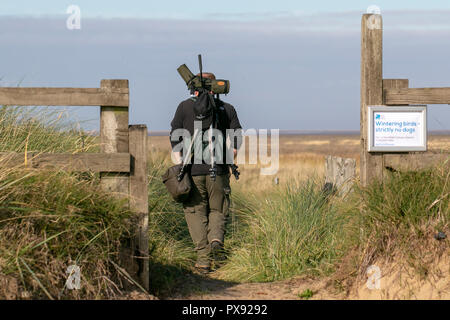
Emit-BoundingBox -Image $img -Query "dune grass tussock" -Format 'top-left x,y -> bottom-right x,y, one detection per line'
143,141 -> 448,294
0,107 -> 131,299
146,152 -> 195,297
350,164 -> 449,277
0,171 -> 132,299
218,178 -> 350,283
0,106 -> 191,299
218,164 -> 449,286
0,106 -> 96,154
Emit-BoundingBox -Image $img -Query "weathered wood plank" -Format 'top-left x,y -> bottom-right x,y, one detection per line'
384,87 -> 450,105
99,80 -> 130,197
383,79 -> 409,91
361,14 -> 383,186
0,152 -> 130,172
383,153 -> 449,171
0,87 -> 129,107
35,153 -> 130,172
129,124 -> 149,291
0,152 -> 35,167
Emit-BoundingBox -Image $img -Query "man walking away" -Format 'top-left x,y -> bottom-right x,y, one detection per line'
170,72 -> 242,274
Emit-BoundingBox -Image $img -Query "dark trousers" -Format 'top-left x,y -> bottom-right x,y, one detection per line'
183,174 -> 231,267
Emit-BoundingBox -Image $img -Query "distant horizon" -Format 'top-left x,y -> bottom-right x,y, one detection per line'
147,129 -> 450,136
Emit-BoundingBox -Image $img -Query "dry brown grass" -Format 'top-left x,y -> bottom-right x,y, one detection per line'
148,133 -> 450,193
146,133 -> 450,297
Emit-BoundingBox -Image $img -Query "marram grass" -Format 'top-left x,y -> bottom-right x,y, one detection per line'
0,107 -> 130,299
1,106 -> 447,298
218,178 -> 349,282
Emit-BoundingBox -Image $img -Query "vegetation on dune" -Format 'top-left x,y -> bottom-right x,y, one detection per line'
0,171 -> 132,299
219,165 -> 448,286
0,107 -> 130,299
0,106 -> 192,299
0,106 -> 96,154
146,152 -> 195,297
218,178 -> 349,282
350,165 -> 449,277
0,106 -> 448,299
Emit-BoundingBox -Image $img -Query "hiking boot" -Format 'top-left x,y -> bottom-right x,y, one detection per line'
194,264 -> 211,275
211,241 -> 226,263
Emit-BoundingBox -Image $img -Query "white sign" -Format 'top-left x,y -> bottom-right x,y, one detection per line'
368,106 -> 427,152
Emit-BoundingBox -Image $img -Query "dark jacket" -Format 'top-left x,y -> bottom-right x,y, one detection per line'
170,96 -> 242,176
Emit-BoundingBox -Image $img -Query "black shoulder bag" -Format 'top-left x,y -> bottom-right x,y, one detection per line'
162,128 -> 200,203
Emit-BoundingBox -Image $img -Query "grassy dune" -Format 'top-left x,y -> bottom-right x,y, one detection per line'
0,107 -> 131,299
148,134 -> 449,296
0,106 -> 448,299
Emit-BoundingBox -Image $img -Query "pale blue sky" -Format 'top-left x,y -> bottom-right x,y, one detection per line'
2,0 -> 450,19
1,1 -> 450,131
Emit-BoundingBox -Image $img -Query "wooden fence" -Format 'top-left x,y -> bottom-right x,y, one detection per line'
0,79 -> 149,291
360,14 -> 450,186
325,14 -> 449,192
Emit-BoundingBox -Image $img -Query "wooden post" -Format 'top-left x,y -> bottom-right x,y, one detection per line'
99,79 -> 137,288
99,79 -> 130,197
361,14 -> 383,187
129,125 -> 149,291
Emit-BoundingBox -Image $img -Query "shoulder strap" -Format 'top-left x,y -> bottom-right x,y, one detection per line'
211,98 -> 227,131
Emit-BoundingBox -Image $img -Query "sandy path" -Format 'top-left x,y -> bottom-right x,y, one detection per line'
166,254 -> 450,300
169,272 -> 345,300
